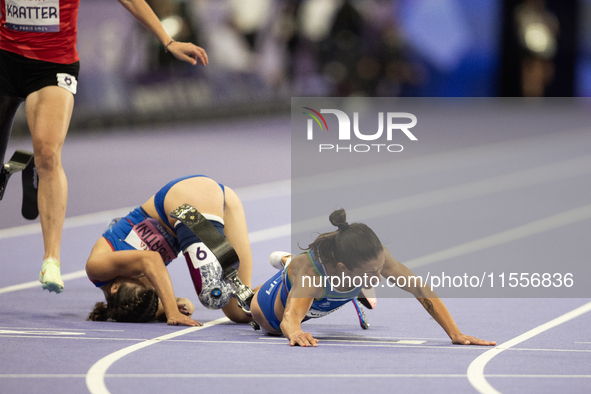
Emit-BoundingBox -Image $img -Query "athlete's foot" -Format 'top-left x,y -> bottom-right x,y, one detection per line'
269,251 -> 292,270
39,257 -> 64,293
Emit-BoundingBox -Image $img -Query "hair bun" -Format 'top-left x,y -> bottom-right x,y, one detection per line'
329,208 -> 348,229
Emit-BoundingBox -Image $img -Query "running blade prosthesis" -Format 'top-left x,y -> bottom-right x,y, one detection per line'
0,149 -> 38,220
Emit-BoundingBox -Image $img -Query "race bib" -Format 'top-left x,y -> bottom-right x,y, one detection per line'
184,242 -> 218,270
5,0 -> 60,33
57,73 -> 77,94
124,218 -> 180,265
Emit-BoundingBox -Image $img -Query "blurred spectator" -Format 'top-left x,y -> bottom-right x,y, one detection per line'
292,0 -> 420,96
515,0 -> 559,96
500,0 -> 577,97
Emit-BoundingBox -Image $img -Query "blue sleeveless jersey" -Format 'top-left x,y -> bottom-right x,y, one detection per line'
281,250 -> 362,320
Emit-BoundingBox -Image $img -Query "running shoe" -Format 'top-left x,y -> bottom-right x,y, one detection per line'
39,257 -> 64,293
270,251 -> 292,270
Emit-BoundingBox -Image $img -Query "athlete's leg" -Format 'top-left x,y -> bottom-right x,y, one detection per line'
161,179 -> 254,322
25,86 -> 74,292
250,272 -> 284,334
219,186 -> 253,322
160,176 -> 225,220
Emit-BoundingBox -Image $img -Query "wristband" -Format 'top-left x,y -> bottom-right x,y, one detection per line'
164,39 -> 176,53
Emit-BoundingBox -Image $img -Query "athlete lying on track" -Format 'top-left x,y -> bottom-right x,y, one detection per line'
251,208 -> 497,347
86,175 -> 253,326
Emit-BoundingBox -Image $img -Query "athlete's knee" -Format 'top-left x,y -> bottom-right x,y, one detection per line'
32,145 -> 62,173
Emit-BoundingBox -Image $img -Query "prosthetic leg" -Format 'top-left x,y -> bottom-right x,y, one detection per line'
352,287 -> 376,330
0,96 -> 38,219
170,203 -> 255,313
351,298 -> 370,329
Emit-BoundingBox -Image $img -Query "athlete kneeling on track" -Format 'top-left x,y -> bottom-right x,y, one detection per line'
86,175 -> 253,326
251,208 -> 497,347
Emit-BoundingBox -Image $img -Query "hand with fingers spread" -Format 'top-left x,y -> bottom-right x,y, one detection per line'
167,312 -> 202,327
451,333 -> 496,346
287,330 -> 318,347
167,42 -> 209,66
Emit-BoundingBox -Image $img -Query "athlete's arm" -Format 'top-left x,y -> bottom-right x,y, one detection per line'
281,296 -> 317,347
279,256 -> 323,347
381,247 -> 496,346
117,0 -> 208,66
86,239 -> 201,327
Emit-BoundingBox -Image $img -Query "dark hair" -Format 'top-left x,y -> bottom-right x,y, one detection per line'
88,282 -> 159,323
307,209 -> 382,270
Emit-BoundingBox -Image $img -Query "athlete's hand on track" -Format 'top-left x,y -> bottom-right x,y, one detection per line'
167,312 -> 202,327
451,334 -> 496,346
168,42 -> 208,66
288,331 -> 318,347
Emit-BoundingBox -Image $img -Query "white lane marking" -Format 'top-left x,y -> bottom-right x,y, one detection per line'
4,153 -> 590,243
0,271 -> 88,294
405,203 -> 591,269
467,301 -> 591,394
4,203 -> 590,294
0,180 -> 291,241
2,333 -> 589,354
0,326 -> 123,331
3,155 -> 591,293
0,222 -> 290,294
85,317 -> 229,394
292,127 -> 591,195
0,207 -> 135,240
257,336 -> 425,345
0,335 -> 149,341
292,154 -> 591,234
5,373 -> 591,379
0,329 -> 85,336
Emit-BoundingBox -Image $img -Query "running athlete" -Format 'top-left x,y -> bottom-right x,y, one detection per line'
86,175 -> 253,326
0,0 -> 208,294
251,209 -> 497,347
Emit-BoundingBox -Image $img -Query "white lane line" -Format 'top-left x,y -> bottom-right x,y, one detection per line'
0,271 -> 88,294
292,127 -> 591,195
0,326 -> 123,332
292,154 -> 591,234
4,202 -> 590,294
3,202 -> 589,295
5,373 -> 591,379
405,203 -> 591,269
3,334 -> 590,354
467,301 -> 591,394
257,336 -> 425,345
0,180 -> 291,241
3,155 -> 590,293
0,207 -> 135,240
0,222 -> 290,294
4,153 -> 590,243
85,317 -> 229,394
0,329 -> 85,336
